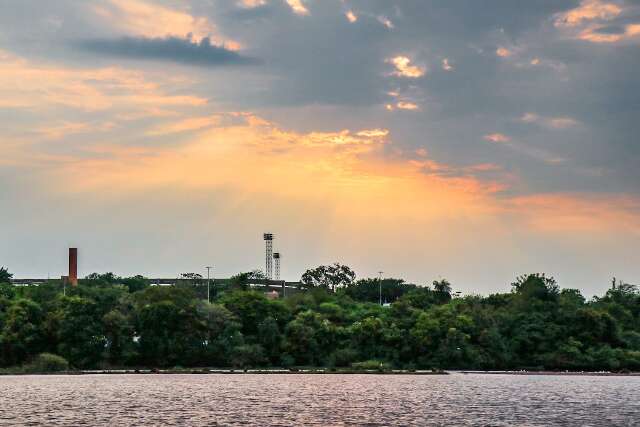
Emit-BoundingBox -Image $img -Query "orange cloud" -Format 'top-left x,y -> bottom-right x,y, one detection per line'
36,121 -> 116,140
507,193 -> 640,236
396,102 -> 420,111
346,10 -> 358,23
385,90 -> 421,111
238,0 -> 267,8
387,56 -> 426,78
9,106 -> 640,285
555,0 -> 621,27
95,0 -> 213,41
286,0 -> 310,15
467,163 -> 502,172
578,23 -> 640,43
44,112 -> 501,223
355,129 -> 389,138
520,113 -> 580,129
484,133 -> 510,143
554,0 -> 640,44
146,116 -> 223,136
496,47 -> 512,57
0,51 -> 207,114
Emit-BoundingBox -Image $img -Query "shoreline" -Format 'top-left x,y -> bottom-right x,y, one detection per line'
0,368 -> 447,376
2,369 -> 640,376
458,370 -> 640,377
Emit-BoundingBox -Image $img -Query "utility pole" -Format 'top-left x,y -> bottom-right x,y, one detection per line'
378,271 -> 384,306
206,266 -> 213,303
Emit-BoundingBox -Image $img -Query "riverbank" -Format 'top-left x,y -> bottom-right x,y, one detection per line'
4,368 -> 640,376
0,368 -> 448,376
459,370 -> 640,376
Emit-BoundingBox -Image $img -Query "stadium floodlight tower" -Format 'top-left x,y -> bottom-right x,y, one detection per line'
263,233 -> 274,280
273,252 -> 281,281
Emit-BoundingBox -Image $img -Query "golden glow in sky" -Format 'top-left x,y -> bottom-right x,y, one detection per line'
1,0 -> 639,294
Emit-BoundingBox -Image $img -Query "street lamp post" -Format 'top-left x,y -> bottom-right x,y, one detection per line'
206,266 -> 213,303
378,271 -> 384,306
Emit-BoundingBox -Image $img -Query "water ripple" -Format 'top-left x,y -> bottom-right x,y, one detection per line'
0,374 -> 639,426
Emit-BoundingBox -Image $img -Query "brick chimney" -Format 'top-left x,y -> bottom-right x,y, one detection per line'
69,248 -> 78,286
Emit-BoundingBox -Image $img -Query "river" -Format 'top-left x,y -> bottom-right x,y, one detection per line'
1,373 -> 638,426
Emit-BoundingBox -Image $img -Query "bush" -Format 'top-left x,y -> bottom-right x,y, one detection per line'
332,348 -> 359,367
279,353 -> 295,368
231,344 -> 266,368
403,363 -> 417,372
0,283 -> 15,299
351,360 -> 391,372
24,353 -> 70,373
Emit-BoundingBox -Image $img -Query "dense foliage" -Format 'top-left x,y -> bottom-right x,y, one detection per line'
1,269 -> 639,371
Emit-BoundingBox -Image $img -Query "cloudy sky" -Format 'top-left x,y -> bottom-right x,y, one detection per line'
1,0 -> 639,295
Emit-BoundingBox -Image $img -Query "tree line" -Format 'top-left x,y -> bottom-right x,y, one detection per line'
0,265 -> 639,371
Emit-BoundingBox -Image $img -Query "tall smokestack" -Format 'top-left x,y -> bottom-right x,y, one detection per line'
69,248 -> 78,287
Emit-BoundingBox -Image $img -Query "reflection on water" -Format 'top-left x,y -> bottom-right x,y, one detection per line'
0,373 -> 639,426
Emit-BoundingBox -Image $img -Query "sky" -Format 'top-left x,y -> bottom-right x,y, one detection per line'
1,0 -> 639,295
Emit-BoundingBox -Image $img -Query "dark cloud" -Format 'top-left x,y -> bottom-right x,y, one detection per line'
594,25 -> 627,34
78,36 -> 260,67
1,0 -> 639,198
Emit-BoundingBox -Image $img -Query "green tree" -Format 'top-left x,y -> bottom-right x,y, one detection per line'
228,270 -> 267,291
220,290 -> 289,336
400,287 -> 438,310
512,274 -> 559,302
199,302 -> 242,366
180,273 -> 204,284
103,308 -> 137,365
121,275 -> 149,293
433,279 -> 453,304
55,296 -> 107,369
85,272 -> 118,284
1,299 -> 44,367
0,269 -> 638,372
231,344 -> 266,368
134,289 -> 208,367
350,316 -> 387,361
0,267 -> 12,284
301,263 -> 356,292
257,316 -> 283,363
0,282 -> 16,300
285,310 -> 337,365
343,278 -> 416,304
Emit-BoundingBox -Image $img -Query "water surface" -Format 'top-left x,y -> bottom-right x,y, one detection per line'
1,373 -> 638,426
